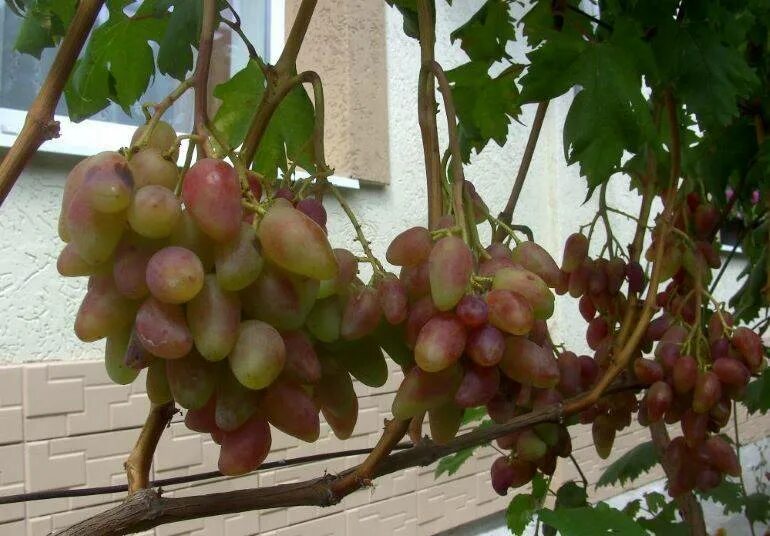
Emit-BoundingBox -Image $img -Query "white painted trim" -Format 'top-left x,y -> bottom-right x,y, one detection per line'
268,0 -> 285,64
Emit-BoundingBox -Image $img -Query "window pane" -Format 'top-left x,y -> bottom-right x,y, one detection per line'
0,3 -> 270,134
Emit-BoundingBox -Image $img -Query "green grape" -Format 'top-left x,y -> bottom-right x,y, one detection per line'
166,350 -> 218,410
59,151 -> 129,242
317,248 -> 358,299
492,267 -> 554,320
186,275 -> 240,362
127,185 -> 181,239
128,147 -> 179,190
392,364 -> 462,420
592,414 -> 616,459
228,320 -> 286,390
241,264 -> 318,330
146,246 -> 204,304
131,120 -> 178,157
215,369 -> 262,432
81,163 -> 133,213
305,297 -> 342,342
262,380 -> 320,442
57,243 -> 109,277
257,202 -> 338,280
215,222 -> 263,291
516,429 -> 547,461
146,358 -> 173,404
65,185 -> 126,265
75,276 -> 137,342
428,402 -> 462,445
104,328 -> 140,385
428,236 -> 473,311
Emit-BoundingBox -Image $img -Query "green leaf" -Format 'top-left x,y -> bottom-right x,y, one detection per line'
555,481 -> 588,508
447,61 -> 522,160
13,0 -> 77,58
506,494 -> 536,535
212,60 -> 316,178
461,406 -> 487,425
636,514 -> 688,536
450,0 -> 515,62
746,492 -> 770,524
744,369 -> 770,415
644,491 -> 668,514
384,0 -> 420,40
696,478 -> 744,515
64,7 -> 167,121
596,441 -> 657,488
623,499 -> 642,519
652,21 -> 759,127
157,0 -> 202,80
531,472 -> 548,501
520,0 -> 591,47
537,503 -> 647,536
434,447 -> 475,478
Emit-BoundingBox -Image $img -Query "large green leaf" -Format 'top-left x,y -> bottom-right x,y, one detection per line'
64,4 -> 167,121
537,503 -> 647,536
596,441 -> 657,488
212,60 -> 316,178
446,61 -> 522,160
156,0 -> 203,80
744,369 -> 770,415
450,0 -> 515,63
696,479 -> 744,515
506,494 -> 536,535
13,0 -> 77,58
652,20 -> 759,127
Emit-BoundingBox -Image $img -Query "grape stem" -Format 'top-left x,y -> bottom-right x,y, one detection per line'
192,0 -> 218,159
132,78 -> 196,152
416,0 -> 444,229
0,0 -> 104,207
569,453 -> 588,489
57,380 -> 645,535
420,60 -> 469,244
124,402 -> 176,495
329,183 -> 385,276
494,100 -> 549,243
240,0 -> 318,164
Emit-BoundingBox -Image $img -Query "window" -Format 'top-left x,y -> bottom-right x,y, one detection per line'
0,0 -> 277,158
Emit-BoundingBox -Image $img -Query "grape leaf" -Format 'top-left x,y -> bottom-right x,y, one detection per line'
384,0 -> 420,40
636,515 -> 687,536
555,481 -> 587,507
13,0 -> 77,58
644,491 -> 668,514
64,6 -> 167,121
461,406 -> 487,425
652,20 -> 759,127
212,60 -> 316,178
520,19 -> 656,186
696,478 -> 744,515
744,369 -> 770,415
446,61 -> 522,160
746,493 -> 770,524
596,441 -> 657,488
537,503 -> 647,536
520,0 -> 591,47
450,0 -> 515,63
434,447 -> 475,478
506,494 -> 536,535
156,0 -> 203,80
623,499 -> 642,519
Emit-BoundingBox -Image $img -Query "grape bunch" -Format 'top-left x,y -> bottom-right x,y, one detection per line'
56,121 -> 401,476
383,221 -> 580,488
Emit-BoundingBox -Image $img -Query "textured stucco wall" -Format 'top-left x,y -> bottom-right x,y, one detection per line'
0,0 -> 748,365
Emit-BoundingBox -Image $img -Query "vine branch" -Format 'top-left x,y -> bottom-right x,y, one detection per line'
124,402 -> 176,495
416,0 -> 444,229
0,0 -> 105,207
58,381 -> 643,535
192,0 -> 218,158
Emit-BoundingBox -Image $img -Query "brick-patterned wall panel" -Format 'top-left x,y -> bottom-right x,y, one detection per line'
0,360 -> 769,536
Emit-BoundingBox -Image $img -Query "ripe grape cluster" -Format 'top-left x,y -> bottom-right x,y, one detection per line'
57,121 -> 404,476
385,223 -> 577,488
